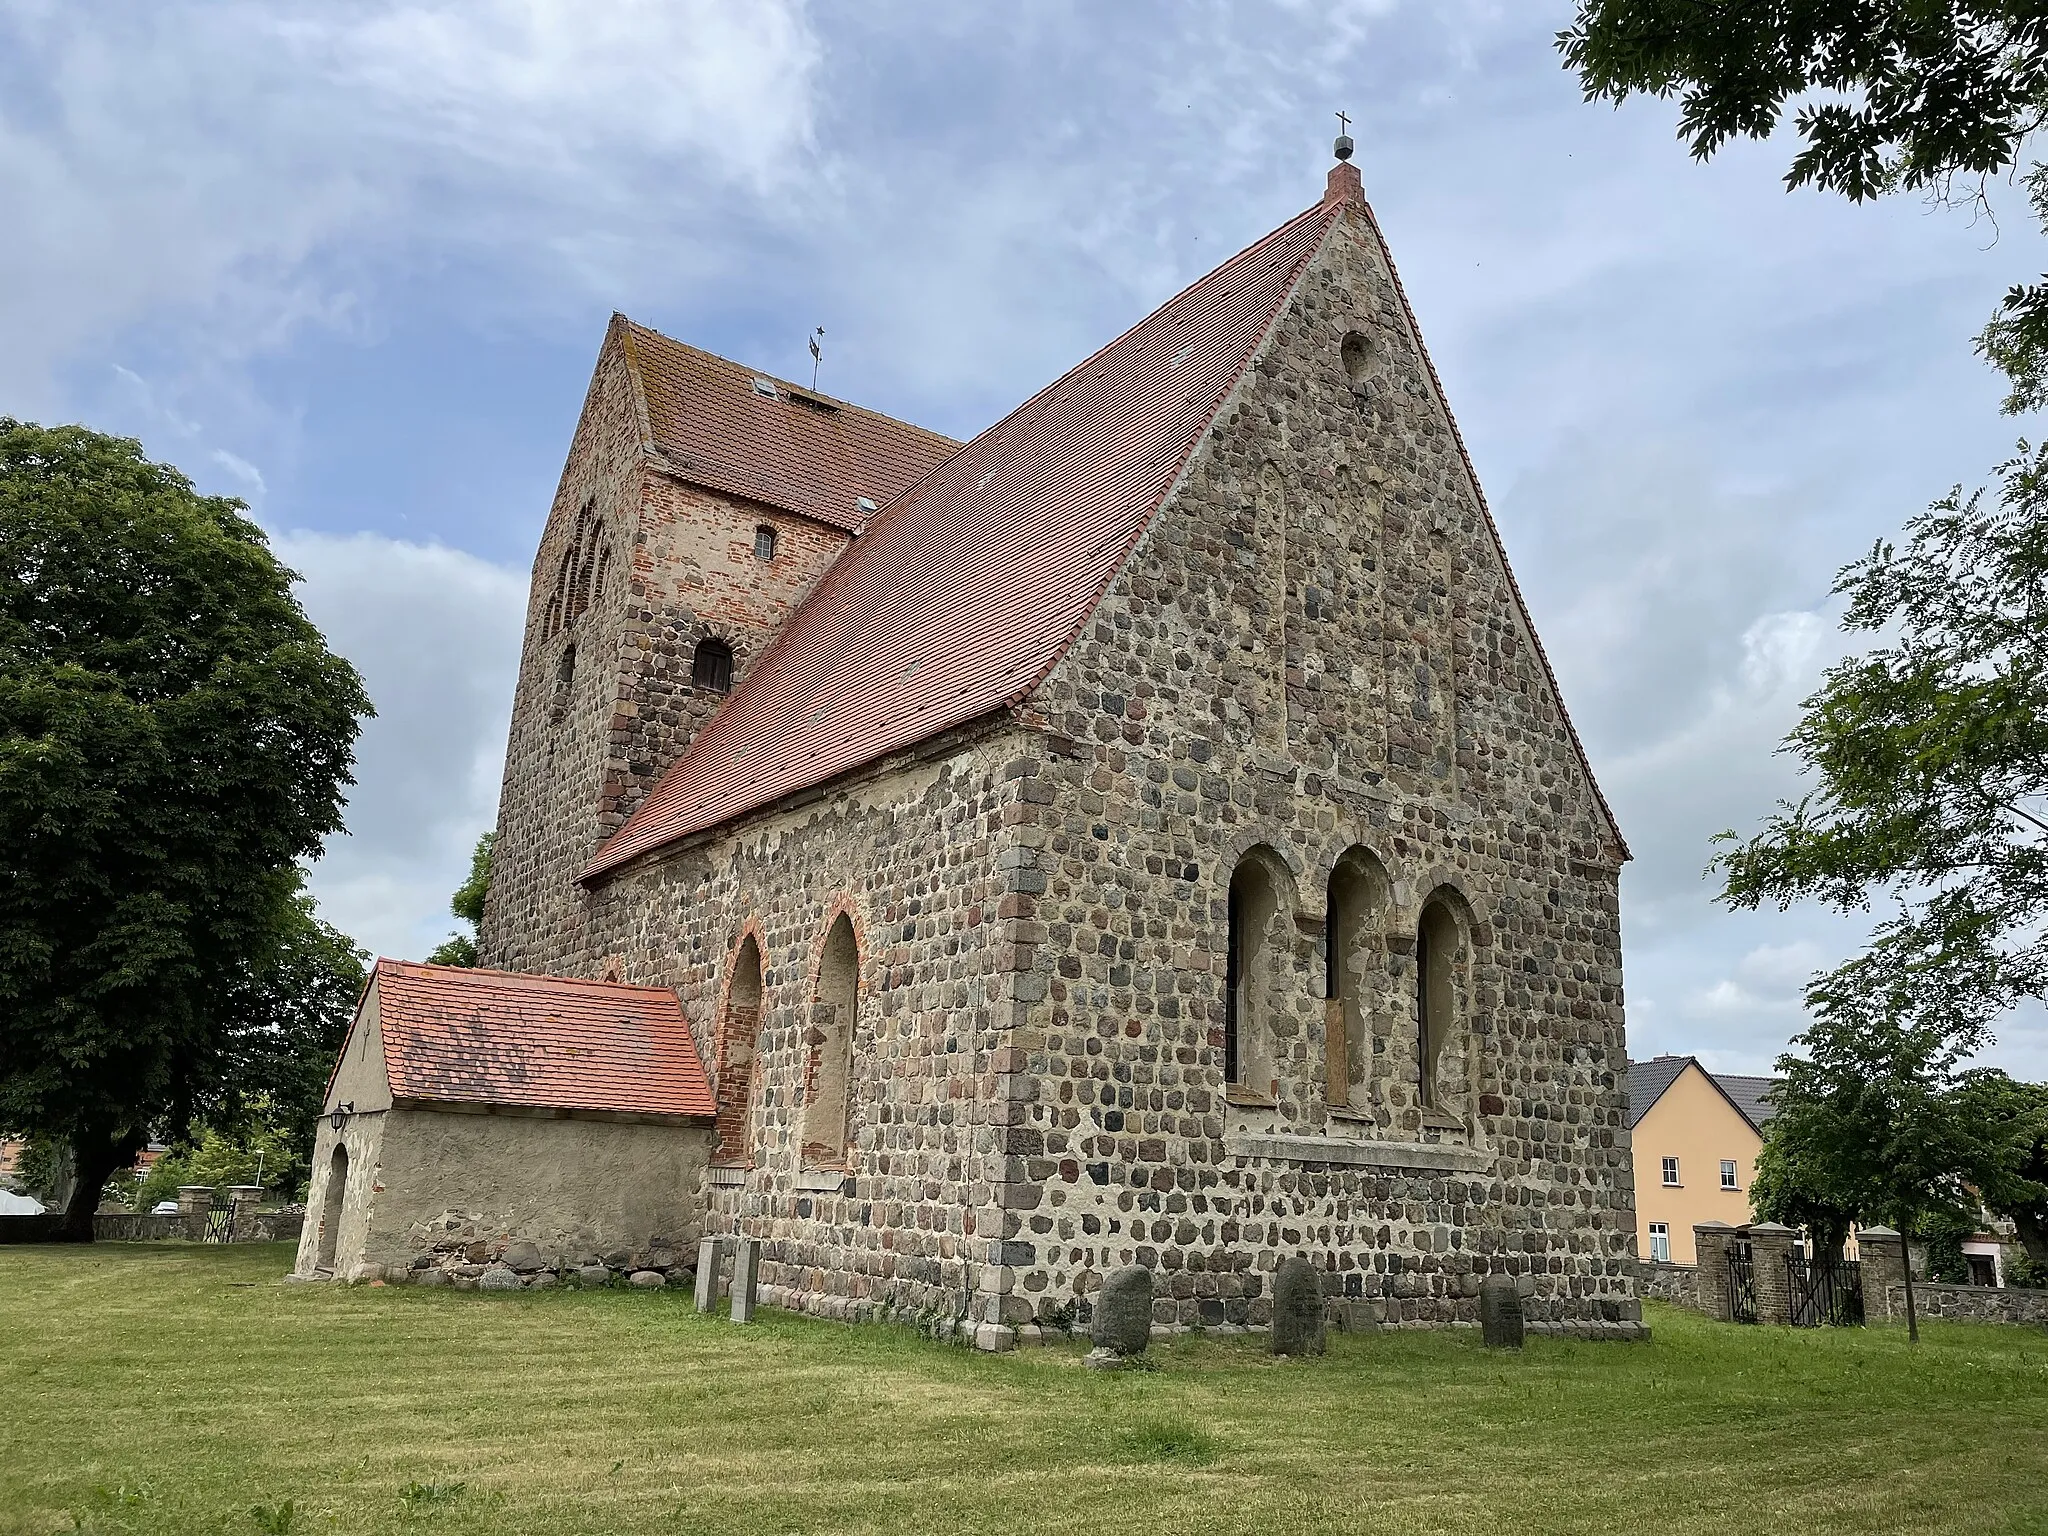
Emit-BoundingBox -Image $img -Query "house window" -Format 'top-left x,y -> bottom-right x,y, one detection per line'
1661,1156 -> 1680,1186
1648,1223 -> 1670,1263
692,637 -> 734,693
754,524 -> 778,561
1721,1159 -> 1739,1191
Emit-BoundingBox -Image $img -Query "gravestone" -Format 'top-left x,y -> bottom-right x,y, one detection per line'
1090,1265 -> 1153,1357
1271,1257 -> 1325,1356
694,1235 -> 726,1312
1480,1274 -> 1524,1349
730,1237 -> 761,1324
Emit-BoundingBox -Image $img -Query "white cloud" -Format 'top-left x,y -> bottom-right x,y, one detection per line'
0,0 -> 822,410
271,529 -> 527,962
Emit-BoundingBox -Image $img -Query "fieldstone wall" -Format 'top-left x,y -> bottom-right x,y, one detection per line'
575,727 -> 1023,1339
355,1232 -> 699,1292
988,196 -> 1638,1337
1885,1282 -> 2048,1327
0,1211 -> 306,1244
1637,1260 -> 1700,1308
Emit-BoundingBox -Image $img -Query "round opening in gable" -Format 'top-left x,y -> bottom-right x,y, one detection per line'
1340,330 -> 1374,386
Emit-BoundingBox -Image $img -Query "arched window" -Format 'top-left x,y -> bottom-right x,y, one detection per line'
1416,898 -> 1461,1110
802,914 -> 858,1166
754,524 -> 778,561
540,499 -> 610,640
1325,849 -> 1386,1109
1225,853 -> 1283,1100
713,935 -> 764,1165
692,637 -> 734,693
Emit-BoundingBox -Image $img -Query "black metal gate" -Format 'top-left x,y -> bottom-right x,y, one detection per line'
1787,1253 -> 1864,1326
203,1205 -> 238,1244
1728,1244 -> 1757,1324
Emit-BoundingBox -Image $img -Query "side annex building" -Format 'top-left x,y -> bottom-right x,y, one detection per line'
298,156 -> 1646,1344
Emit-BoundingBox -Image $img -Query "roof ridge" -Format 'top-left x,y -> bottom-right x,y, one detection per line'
378,956 -> 678,997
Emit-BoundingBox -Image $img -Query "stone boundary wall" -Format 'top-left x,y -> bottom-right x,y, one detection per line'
1637,1260 -> 1699,1308
1886,1282 -> 2048,1327
0,1211 -> 303,1245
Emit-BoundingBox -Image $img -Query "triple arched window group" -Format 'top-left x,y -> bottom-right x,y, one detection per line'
542,499 -> 611,643
711,913 -> 860,1174
1227,844 -> 1472,1122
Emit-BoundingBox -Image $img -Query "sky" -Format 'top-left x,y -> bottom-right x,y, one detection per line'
4,0 -> 2043,1078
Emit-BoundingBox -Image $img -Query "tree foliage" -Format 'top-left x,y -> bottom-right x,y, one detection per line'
0,420 -> 371,1236
426,830 -> 494,967
1560,4 -> 2048,409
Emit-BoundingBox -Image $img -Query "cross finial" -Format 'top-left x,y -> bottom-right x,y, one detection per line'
1332,111 -> 1355,163
1335,110 -> 1350,136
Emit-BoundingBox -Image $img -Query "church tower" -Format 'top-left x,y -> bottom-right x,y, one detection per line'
477,316 -> 956,973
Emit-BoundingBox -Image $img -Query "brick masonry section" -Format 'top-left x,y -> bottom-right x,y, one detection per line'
479,190 -> 1643,1342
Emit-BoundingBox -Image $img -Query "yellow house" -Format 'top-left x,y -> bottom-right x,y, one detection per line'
1628,1056 -> 1777,1265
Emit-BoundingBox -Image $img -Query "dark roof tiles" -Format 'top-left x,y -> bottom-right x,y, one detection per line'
373,960 -> 713,1120
1626,1055 -> 1779,1132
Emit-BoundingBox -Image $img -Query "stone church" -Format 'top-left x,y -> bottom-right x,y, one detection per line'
296,153 -> 1645,1344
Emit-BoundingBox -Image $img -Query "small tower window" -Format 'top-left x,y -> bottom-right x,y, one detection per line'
692,637 -> 734,694
754,524 -> 778,562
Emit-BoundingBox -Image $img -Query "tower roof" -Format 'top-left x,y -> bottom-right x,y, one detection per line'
615,319 -> 958,533
584,195 -> 1345,880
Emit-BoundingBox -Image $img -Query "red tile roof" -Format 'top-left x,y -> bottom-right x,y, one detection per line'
371,960 -> 713,1120
618,318 -> 959,533
584,198 -> 1345,880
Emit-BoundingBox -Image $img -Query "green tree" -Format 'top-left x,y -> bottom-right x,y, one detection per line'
426,830 -> 494,967
132,1120 -> 296,1213
1767,971 -> 1996,1340
216,880 -> 368,1196
1952,1067 -> 2048,1261
0,420 -> 371,1238
1559,4 -> 2048,405
1749,1128 -> 1859,1262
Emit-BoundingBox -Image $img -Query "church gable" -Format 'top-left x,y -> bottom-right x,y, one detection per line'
1050,169 -> 1623,865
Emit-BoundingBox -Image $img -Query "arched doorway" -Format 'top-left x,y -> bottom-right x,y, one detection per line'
316,1143 -> 348,1274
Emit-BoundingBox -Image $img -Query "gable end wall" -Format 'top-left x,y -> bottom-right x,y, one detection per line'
986,201 -> 1637,1333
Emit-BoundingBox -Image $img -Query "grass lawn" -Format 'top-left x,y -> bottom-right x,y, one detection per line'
2,1244 -> 2045,1536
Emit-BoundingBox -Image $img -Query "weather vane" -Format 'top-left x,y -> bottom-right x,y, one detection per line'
1334,110 -> 1354,162
809,327 -> 824,390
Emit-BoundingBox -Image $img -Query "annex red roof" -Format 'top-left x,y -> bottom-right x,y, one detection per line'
619,319 -> 959,533
584,198 -> 1344,880
370,960 -> 713,1120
